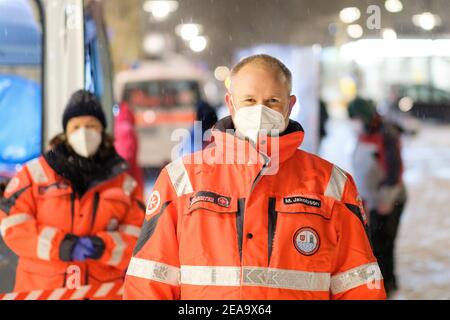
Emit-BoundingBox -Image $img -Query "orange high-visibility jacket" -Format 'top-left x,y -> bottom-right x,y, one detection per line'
124,118 -> 386,300
0,156 -> 144,292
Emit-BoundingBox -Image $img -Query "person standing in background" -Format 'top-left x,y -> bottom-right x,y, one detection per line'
348,96 -> 407,296
0,90 -> 144,293
114,101 -> 145,198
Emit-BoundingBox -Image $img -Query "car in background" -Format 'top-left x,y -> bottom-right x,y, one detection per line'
393,84 -> 450,122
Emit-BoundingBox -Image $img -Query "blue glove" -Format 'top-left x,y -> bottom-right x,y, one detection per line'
71,237 -> 97,262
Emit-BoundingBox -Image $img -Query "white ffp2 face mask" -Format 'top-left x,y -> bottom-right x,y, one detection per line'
68,127 -> 102,158
232,99 -> 286,143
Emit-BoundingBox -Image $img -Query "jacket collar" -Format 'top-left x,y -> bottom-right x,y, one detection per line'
44,142 -> 128,196
210,116 -> 304,166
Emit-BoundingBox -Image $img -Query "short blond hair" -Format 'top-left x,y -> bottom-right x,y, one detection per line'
230,54 -> 292,93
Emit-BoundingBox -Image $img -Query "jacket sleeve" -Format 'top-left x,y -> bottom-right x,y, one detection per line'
0,166 -> 69,262
330,201 -> 386,300
342,172 -> 370,229
123,167 -> 181,300
96,175 -> 145,271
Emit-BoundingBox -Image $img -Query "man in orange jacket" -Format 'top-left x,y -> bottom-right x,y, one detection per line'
124,54 -> 386,300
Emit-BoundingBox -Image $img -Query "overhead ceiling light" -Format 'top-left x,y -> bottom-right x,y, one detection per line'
175,23 -> 202,41
214,66 -> 230,82
382,28 -> 397,40
339,7 -> 361,24
143,33 -> 166,56
347,24 -> 363,39
189,36 -> 207,52
143,1 -> 179,21
412,12 -> 441,31
385,0 -> 403,13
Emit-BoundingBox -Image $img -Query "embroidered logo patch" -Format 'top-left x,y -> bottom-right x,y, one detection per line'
294,227 -> 320,256
284,196 -> 321,208
146,190 -> 161,217
190,191 -> 231,208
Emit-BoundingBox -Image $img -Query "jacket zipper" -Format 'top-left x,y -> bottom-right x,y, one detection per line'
70,192 -> 76,233
90,192 -> 100,233
249,153 -> 270,194
236,198 -> 245,262
84,191 -> 100,287
267,197 -> 277,266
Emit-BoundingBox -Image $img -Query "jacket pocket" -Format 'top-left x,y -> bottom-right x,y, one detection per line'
180,192 -> 239,265
269,194 -> 335,271
96,188 -> 131,232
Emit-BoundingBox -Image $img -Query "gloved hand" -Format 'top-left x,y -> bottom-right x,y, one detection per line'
71,236 -> 105,262
377,184 -> 403,216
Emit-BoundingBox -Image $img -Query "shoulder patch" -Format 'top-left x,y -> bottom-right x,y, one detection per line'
146,190 -> 161,218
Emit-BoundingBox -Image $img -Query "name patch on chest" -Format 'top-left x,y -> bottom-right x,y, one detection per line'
38,181 -> 70,195
283,196 -> 321,208
190,191 -> 231,208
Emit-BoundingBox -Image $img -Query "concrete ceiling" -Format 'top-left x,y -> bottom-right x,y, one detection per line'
140,0 -> 450,68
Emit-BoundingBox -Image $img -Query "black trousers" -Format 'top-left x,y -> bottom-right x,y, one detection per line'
369,200 -> 405,293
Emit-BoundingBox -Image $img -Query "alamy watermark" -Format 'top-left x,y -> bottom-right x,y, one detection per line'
170,121 -> 281,175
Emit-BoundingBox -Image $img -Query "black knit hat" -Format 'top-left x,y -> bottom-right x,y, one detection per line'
62,90 -> 107,131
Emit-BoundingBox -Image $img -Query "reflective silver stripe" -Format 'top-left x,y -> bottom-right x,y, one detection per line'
123,175 -> 137,196
108,232 -> 126,266
126,257 -> 180,286
27,159 -> 48,184
0,213 -> 34,237
93,282 -> 115,298
166,158 -> 193,197
181,266 -> 241,287
118,224 -> 141,238
331,262 -> 383,294
37,227 -> 58,260
325,165 -> 348,201
180,266 -> 331,291
242,267 -> 330,291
